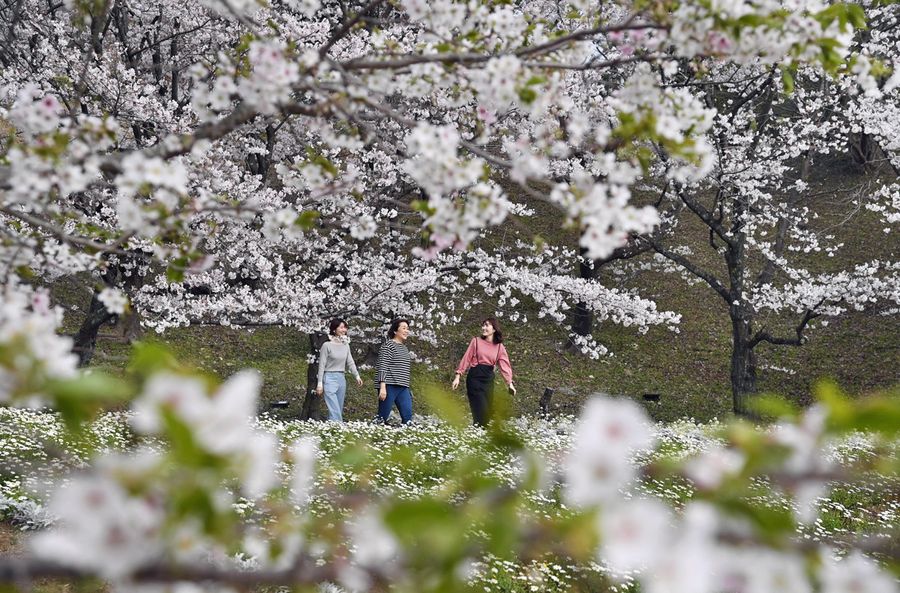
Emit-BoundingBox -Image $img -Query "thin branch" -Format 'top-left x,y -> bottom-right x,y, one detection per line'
680,191 -> 734,247
0,206 -> 137,255
749,304 -> 822,348
340,18 -> 664,71
0,557 -> 347,588
640,236 -> 731,302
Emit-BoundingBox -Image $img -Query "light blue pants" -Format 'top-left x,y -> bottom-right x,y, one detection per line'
323,372 -> 346,422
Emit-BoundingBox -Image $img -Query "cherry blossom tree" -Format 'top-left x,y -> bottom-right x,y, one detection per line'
1,0 -> 898,588
526,3 -> 900,412
2,0 -> 868,287
3,0 -> 692,392
606,54 -> 900,415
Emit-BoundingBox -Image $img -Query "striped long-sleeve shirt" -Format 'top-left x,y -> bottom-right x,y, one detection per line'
375,340 -> 411,388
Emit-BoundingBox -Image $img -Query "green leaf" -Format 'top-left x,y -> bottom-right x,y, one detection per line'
48,372 -> 133,430
297,210 -> 320,230
718,496 -> 796,537
15,265 -> 35,279
384,499 -> 468,559
418,381 -> 468,428
852,398 -> 900,435
411,199 -> 436,216
749,393 -> 798,420
304,147 -> 339,177
128,341 -> 181,377
166,258 -> 187,283
556,510 -> 601,560
781,67 -> 795,94
518,87 -> 537,105
814,378 -> 854,425
846,4 -> 867,28
48,373 -> 132,404
160,408 -> 220,469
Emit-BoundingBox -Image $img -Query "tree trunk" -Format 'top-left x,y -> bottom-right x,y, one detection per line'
72,291 -> 116,367
567,302 -> 593,350
300,332 -> 328,420
729,309 -> 757,416
71,252 -> 149,367
725,184 -> 757,417
565,253 -> 594,352
850,132 -> 876,172
170,18 -> 180,106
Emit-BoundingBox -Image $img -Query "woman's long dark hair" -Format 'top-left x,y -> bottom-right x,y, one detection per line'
387,318 -> 410,339
482,317 -> 503,344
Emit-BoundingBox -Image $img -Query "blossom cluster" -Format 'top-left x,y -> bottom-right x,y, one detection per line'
0,282 -> 78,406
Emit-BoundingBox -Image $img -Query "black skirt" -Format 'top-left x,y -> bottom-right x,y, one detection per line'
466,364 -> 495,426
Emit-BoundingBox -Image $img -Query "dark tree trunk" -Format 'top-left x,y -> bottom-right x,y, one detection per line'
568,303 -> 593,346
247,124 -> 277,177
112,0 -> 135,68
726,194 -> 756,416
73,291 -> 116,367
565,251 -> 594,352
850,132 -> 876,172
300,332 -> 328,420
170,18 -> 180,106
729,308 -> 757,416
71,252 -> 149,367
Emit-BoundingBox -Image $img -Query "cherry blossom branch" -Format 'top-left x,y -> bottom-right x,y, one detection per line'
640,235 -> 731,302
124,19 -> 215,62
749,304 -> 822,348
683,193 -> 735,248
523,54 -> 650,71
513,15 -> 657,58
340,18 -> 664,71
0,556 -> 360,588
0,206 -> 137,255
0,99 -> 325,192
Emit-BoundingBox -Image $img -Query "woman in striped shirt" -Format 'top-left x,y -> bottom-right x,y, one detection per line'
451,317 -> 516,426
375,318 -> 413,424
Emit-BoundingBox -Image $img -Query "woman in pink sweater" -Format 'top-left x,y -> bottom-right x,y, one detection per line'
451,317 -> 516,426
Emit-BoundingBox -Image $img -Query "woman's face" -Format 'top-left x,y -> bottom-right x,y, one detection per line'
395,322 -> 410,341
336,323 -> 348,337
481,321 -> 494,340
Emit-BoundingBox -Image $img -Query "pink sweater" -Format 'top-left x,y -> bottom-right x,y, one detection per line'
455,338 -> 513,384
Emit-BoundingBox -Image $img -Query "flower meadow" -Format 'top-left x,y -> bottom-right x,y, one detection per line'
2,404 -> 897,593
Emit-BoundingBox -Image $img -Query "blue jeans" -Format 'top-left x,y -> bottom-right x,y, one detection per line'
378,385 -> 413,424
323,372 -> 346,422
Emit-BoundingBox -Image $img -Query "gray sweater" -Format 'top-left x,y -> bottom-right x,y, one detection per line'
317,341 -> 361,386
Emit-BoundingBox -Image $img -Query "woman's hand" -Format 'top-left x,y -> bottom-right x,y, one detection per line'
379,388 -> 387,401
356,377 -> 363,387
451,374 -> 460,390
508,383 -> 516,396
316,385 -> 323,396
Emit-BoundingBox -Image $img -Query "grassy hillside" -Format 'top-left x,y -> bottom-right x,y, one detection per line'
49,165 -> 899,423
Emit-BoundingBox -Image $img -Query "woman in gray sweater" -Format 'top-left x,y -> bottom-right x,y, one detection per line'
316,318 -> 363,421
